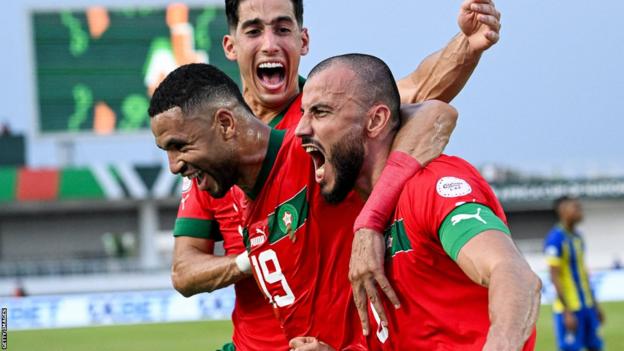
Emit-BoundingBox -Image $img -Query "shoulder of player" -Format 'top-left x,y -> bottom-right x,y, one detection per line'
250,127 -> 312,202
545,226 -> 565,243
572,230 -> 586,242
191,180 -> 244,208
184,178 -> 214,205
404,155 -> 477,189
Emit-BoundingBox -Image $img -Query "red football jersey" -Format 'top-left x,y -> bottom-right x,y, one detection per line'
366,155 -> 536,351
175,181 -> 289,350
172,95 -> 303,350
244,128 -> 366,350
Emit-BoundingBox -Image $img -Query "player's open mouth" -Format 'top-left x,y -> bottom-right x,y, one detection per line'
256,61 -> 285,90
303,144 -> 326,183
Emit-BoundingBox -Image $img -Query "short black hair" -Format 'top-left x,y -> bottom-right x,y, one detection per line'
307,53 -> 401,130
225,0 -> 304,29
148,63 -> 251,118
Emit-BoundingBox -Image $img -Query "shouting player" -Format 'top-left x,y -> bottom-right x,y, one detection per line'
149,63 -> 457,350
293,54 -> 541,350
171,0 -> 502,349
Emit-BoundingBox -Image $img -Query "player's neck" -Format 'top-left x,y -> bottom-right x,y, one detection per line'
561,221 -> 576,233
236,118 -> 272,195
355,140 -> 392,199
243,89 -> 299,124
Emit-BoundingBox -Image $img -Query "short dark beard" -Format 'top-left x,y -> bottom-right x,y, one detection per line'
205,155 -> 239,199
208,173 -> 236,198
321,130 -> 364,204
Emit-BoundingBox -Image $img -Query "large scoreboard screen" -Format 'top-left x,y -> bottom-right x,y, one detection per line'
32,4 -> 239,135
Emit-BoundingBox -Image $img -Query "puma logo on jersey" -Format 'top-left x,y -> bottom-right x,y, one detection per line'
250,228 -> 267,247
451,208 -> 486,226
250,236 -> 266,247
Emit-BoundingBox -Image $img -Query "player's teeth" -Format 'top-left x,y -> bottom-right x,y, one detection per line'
259,62 -> 283,69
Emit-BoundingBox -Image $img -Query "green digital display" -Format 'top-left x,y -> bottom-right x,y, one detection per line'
33,4 -> 239,134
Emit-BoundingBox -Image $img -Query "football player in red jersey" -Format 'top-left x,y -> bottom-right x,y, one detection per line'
171,0 -> 502,349
294,54 -> 541,351
149,63 -> 456,350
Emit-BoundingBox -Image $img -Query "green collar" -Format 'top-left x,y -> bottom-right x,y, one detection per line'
246,128 -> 286,200
267,76 -> 306,128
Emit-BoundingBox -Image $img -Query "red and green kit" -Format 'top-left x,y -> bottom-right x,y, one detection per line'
366,155 -> 536,351
170,95 -> 305,350
243,127 -> 366,350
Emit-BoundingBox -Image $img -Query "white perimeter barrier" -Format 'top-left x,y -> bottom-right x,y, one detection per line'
2,270 -> 623,330
0,286 -> 234,330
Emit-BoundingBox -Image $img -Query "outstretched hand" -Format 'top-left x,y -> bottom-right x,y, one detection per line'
458,0 -> 502,52
349,228 -> 400,336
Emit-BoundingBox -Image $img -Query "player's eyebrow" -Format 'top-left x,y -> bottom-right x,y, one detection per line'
273,16 -> 295,25
308,103 -> 332,114
157,137 -> 186,151
241,16 -> 295,29
240,18 -> 263,29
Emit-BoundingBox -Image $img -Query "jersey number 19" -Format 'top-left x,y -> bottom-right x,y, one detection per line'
250,249 -> 296,307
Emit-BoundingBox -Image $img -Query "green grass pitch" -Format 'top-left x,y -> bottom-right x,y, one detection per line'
9,301 -> 624,350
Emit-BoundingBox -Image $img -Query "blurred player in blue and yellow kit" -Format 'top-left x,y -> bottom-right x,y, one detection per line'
544,196 -> 605,351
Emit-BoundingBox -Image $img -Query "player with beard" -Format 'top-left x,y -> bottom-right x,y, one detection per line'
172,0 -> 502,349
293,54 -> 542,351
150,63 -> 457,351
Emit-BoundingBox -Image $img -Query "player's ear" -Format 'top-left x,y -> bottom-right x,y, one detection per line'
214,108 -> 237,140
223,34 -> 237,61
365,104 -> 392,138
300,27 -> 309,56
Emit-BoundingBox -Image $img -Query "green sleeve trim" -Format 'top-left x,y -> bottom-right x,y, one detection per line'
439,203 -> 510,261
173,218 -> 222,241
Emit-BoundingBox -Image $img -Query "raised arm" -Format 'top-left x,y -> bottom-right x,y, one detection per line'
457,231 -> 542,351
349,0 -> 501,332
397,0 -> 501,104
350,101 -> 458,335
171,236 -> 251,297
391,102 -> 457,165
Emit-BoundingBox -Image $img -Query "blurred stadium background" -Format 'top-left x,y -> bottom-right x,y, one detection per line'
0,0 -> 623,350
